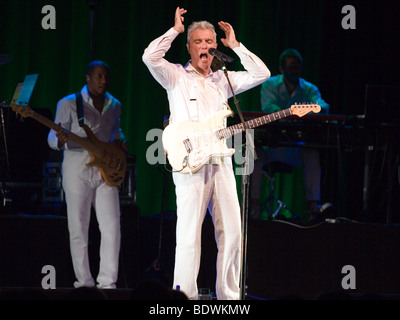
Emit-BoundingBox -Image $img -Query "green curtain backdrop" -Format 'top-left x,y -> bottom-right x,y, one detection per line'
1,0 -> 399,219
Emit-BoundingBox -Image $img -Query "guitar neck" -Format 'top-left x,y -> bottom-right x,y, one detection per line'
29,110 -> 98,153
218,108 -> 292,139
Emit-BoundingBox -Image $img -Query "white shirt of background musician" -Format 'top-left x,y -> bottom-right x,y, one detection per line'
47,85 -> 123,182
261,74 -> 329,114
142,27 -> 271,124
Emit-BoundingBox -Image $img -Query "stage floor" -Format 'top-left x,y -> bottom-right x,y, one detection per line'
1,208 -> 400,300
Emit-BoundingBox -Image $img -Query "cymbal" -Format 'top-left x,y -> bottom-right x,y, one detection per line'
0,55 -> 13,66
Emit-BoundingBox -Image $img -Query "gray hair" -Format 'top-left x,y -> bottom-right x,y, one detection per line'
187,21 -> 217,43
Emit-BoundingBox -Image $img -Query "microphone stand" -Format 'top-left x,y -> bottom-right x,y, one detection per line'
0,102 -> 12,209
219,60 -> 257,300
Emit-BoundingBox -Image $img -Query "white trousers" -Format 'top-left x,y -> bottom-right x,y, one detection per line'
63,174 -> 121,289
172,162 -> 242,300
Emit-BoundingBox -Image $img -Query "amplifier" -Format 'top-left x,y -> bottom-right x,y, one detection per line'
42,155 -> 136,205
42,162 -> 64,203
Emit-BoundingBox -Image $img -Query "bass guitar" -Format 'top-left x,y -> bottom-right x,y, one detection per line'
11,103 -> 127,187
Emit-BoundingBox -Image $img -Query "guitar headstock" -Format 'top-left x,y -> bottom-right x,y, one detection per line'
290,103 -> 321,117
10,103 -> 34,118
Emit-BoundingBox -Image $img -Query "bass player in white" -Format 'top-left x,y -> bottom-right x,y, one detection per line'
47,61 -> 127,289
142,7 -> 270,300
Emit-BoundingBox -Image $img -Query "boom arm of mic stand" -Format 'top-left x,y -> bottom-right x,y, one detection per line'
221,64 -> 256,300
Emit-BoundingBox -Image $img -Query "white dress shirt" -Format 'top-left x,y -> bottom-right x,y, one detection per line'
143,27 -> 271,124
48,85 -> 123,182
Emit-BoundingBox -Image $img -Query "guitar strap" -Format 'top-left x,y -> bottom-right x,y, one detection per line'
75,92 -> 84,127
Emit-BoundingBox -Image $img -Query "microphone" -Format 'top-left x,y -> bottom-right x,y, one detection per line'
208,48 -> 234,63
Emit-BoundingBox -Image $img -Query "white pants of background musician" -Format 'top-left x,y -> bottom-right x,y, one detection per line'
63,175 -> 121,289
172,160 -> 242,300
251,146 -> 321,203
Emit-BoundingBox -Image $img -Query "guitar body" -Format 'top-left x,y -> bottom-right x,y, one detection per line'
82,125 -> 127,187
162,110 -> 235,174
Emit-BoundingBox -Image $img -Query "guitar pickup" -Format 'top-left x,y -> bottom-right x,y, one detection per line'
183,138 -> 192,153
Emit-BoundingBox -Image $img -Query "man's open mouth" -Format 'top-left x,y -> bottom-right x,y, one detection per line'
200,53 -> 208,60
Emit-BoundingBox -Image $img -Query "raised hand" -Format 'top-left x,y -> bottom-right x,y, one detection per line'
218,21 -> 240,49
173,7 -> 187,34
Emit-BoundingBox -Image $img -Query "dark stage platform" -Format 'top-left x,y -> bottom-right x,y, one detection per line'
1,209 -> 400,300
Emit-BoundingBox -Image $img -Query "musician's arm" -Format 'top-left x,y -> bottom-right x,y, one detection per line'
48,99 -> 80,151
261,81 -> 282,113
115,128 -> 128,153
48,100 -> 67,150
142,27 -> 181,90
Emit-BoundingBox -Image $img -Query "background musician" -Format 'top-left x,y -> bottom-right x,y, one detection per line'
48,60 -> 128,289
250,48 -> 330,222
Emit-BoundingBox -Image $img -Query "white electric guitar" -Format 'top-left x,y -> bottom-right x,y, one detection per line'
162,103 -> 321,174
